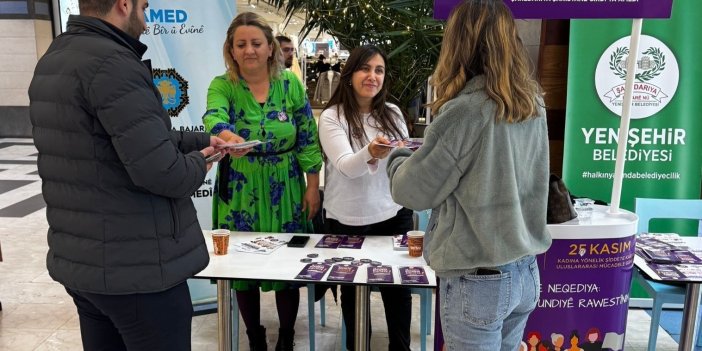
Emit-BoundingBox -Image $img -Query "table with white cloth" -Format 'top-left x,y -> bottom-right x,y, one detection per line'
195,231 -> 437,351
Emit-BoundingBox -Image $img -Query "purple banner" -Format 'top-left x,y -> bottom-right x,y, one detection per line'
523,236 -> 636,351
434,0 -> 673,20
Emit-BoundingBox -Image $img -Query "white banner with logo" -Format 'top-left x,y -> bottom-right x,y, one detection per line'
56,0 -> 237,229
594,35 -> 679,120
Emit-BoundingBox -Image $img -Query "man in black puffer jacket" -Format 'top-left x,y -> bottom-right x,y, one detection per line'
28,0 -> 231,350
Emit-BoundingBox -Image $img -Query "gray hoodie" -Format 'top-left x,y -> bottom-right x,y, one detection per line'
387,75 -> 551,276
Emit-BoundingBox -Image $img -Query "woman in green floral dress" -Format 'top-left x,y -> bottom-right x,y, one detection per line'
203,12 -> 322,351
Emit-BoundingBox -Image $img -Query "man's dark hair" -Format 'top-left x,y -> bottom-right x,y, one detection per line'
275,35 -> 292,45
79,0 -> 137,16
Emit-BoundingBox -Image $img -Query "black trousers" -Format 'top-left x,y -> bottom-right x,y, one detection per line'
65,281 -> 192,351
327,207 -> 414,351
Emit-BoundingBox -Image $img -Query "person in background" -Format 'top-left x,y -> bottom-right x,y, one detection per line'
386,1 -> 551,350
28,0 -> 227,350
276,35 -> 295,69
203,12 -> 322,351
318,44 -> 413,351
314,54 -> 330,75
331,59 -> 342,73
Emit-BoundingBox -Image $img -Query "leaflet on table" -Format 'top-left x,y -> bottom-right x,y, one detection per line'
399,266 -> 430,284
326,264 -> 358,282
232,236 -> 287,254
295,262 -> 331,280
217,140 -> 263,150
637,233 -> 688,250
649,263 -> 702,281
674,250 -> 702,264
338,235 -> 364,249
638,248 -> 702,264
315,235 -> 344,248
639,249 -> 682,264
392,234 -> 408,251
367,265 -> 394,283
675,264 -> 702,280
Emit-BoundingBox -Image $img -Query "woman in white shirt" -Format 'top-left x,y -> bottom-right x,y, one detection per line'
318,45 -> 413,351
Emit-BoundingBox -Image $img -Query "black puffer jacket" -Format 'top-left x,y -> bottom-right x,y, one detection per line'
29,15 -> 210,294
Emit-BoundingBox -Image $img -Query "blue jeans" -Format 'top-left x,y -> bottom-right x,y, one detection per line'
439,255 -> 540,351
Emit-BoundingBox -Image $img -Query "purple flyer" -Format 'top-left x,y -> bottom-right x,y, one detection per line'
648,263 -> 686,280
673,250 -> 702,264
339,235 -> 365,249
295,263 -> 331,281
399,266 -> 429,284
315,235 -> 344,249
367,265 -> 394,284
670,265 -> 702,281
405,139 -> 423,151
648,263 -> 702,282
641,249 -> 681,264
327,264 -> 358,282
392,234 -> 408,251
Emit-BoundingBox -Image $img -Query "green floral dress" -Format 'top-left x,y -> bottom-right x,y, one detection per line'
203,70 -> 322,291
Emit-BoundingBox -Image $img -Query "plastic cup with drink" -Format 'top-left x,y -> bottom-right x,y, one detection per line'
406,230 -> 425,257
211,229 -> 230,255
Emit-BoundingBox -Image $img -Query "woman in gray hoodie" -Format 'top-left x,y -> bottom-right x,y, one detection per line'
387,1 -> 552,350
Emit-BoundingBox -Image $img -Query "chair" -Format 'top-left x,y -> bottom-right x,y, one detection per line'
309,209 -> 434,351
633,198 -> 702,351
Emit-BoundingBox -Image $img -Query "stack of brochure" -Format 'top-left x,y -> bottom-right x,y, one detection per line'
314,235 -> 365,249
636,233 -> 702,281
232,236 -> 287,254
639,249 -> 682,264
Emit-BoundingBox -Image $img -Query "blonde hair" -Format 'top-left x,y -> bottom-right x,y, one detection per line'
430,0 -> 542,123
222,12 -> 283,82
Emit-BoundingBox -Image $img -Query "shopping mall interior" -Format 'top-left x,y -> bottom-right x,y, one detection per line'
0,0 -> 699,350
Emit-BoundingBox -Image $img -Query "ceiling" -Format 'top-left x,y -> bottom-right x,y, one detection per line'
235,0 -> 307,38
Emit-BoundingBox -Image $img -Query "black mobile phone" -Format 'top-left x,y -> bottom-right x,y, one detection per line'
287,235 -> 310,248
476,268 -> 501,276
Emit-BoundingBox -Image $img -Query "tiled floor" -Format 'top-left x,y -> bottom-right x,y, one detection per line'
0,138 -> 681,350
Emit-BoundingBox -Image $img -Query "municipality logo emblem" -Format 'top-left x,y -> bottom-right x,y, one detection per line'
152,68 -> 189,117
595,35 -> 678,119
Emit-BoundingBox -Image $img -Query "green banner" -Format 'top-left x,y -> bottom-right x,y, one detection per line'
564,0 -> 702,298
